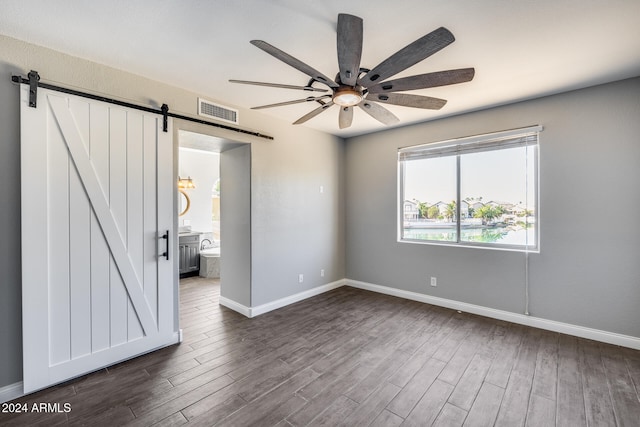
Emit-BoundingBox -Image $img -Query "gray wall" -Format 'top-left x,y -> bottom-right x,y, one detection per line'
251,125 -> 345,306
0,45 -> 23,390
345,77 -> 640,338
220,144 -> 252,307
0,35 -> 345,389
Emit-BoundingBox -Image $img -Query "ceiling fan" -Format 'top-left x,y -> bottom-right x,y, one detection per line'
230,14 -> 475,129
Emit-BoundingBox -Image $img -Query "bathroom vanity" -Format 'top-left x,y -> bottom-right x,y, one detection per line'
178,232 -> 201,276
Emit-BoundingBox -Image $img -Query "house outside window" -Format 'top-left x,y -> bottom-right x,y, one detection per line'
398,126 -> 541,251
404,200 -> 419,220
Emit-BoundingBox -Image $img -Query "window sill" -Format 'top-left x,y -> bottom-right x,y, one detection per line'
398,238 -> 539,253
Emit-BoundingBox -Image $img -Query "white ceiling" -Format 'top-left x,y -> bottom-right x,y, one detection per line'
2,0 -> 639,137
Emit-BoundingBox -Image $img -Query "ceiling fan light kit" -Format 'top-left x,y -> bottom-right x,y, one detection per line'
231,13 -> 475,129
333,86 -> 363,107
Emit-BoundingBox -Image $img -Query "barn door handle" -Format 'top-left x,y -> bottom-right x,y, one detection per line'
161,231 -> 170,260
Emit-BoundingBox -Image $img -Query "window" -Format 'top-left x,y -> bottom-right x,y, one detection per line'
399,126 -> 540,251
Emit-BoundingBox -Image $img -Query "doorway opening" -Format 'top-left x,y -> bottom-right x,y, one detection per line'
175,129 -> 250,312
177,143 -> 220,279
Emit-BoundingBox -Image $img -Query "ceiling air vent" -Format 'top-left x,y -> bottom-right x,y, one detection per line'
198,98 -> 239,125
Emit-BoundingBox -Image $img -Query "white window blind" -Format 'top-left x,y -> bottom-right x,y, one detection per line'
398,125 -> 542,161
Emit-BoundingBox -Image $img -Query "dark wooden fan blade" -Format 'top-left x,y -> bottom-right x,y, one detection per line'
358,27 -> 455,88
358,101 -> 400,125
229,79 -> 329,92
251,95 -> 332,110
293,102 -> 334,125
370,93 -> 447,109
251,40 -> 338,88
338,106 -> 354,129
337,14 -> 363,86
367,68 -> 475,94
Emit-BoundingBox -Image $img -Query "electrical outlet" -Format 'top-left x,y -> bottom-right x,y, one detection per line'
319,185 -> 324,194
320,269 -> 325,277
430,277 -> 437,287
298,274 -> 304,283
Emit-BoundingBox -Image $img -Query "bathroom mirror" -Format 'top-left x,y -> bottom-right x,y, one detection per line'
178,189 -> 191,216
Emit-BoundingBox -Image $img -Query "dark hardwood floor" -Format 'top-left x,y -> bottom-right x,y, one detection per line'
3,277 -> 640,426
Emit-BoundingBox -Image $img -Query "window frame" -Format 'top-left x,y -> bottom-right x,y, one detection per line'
398,126 -> 542,252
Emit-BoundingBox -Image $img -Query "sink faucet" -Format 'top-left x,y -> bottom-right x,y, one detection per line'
200,239 -> 212,250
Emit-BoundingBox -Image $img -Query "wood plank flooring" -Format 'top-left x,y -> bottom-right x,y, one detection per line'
3,277 -> 640,426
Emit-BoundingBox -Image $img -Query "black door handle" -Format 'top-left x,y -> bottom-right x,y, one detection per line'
161,230 -> 169,260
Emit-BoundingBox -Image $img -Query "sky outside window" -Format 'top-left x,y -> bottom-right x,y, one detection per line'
404,146 -> 535,206
404,155 -> 456,204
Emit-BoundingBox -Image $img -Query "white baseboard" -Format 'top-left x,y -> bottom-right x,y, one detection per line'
219,296 -> 252,317
251,279 -> 346,317
219,279 -> 346,318
0,381 -> 23,404
221,277 -> 640,349
345,279 -> 640,350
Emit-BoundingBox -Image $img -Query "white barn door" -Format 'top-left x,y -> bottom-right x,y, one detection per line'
20,86 -> 177,393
